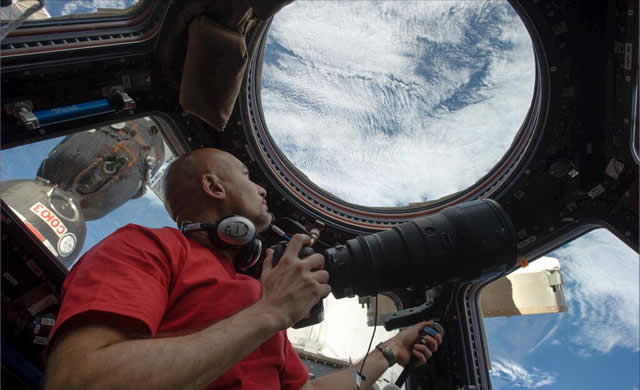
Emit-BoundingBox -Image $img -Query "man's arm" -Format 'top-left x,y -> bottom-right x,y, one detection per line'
302,321 -> 442,390
45,301 -> 283,390
45,234 -> 331,390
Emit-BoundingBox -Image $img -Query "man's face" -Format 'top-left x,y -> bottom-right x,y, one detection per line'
221,155 -> 272,231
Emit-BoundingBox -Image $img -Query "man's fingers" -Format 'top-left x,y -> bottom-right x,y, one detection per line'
312,270 -> 330,284
303,253 -> 325,271
261,249 -> 274,273
414,343 -> 430,355
318,283 -> 332,298
413,350 -> 427,365
422,335 -> 439,353
282,234 -> 311,261
413,344 -> 431,364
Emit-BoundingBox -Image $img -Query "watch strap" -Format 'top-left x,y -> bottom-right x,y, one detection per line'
375,341 -> 396,367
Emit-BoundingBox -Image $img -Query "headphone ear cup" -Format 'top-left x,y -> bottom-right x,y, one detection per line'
235,239 -> 262,271
207,227 -> 226,248
216,216 -> 257,247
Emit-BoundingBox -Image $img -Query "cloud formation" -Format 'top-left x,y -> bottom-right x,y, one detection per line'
61,0 -> 135,16
553,229 -> 639,354
262,0 -> 535,206
491,358 -> 558,388
528,323 -> 560,354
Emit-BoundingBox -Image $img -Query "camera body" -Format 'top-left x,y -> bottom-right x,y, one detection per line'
270,243 -> 325,328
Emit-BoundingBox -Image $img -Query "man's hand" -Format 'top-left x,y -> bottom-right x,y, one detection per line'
386,321 -> 443,367
303,320 -> 443,390
258,234 -> 331,330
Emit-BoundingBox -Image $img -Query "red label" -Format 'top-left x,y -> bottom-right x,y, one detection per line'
30,202 -> 67,237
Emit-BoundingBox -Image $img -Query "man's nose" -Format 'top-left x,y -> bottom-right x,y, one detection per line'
257,185 -> 267,198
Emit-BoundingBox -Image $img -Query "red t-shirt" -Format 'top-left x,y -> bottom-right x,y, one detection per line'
50,224 -> 309,390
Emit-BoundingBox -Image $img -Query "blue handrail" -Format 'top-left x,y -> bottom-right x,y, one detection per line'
33,99 -> 115,127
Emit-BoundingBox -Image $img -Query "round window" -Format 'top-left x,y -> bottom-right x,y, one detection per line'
259,1 -> 535,208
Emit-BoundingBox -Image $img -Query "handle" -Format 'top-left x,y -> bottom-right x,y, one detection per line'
394,323 -> 444,388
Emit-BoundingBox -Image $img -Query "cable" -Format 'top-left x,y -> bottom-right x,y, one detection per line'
268,224 -> 292,241
630,79 -> 639,165
279,217 -> 332,247
280,217 -> 307,233
357,295 -> 379,387
440,286 -> 456,322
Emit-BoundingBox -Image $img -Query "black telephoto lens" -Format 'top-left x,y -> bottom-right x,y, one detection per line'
324,199 -> 518,298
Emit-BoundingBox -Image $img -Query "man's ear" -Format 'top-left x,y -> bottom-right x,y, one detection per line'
201,173 -> 226,200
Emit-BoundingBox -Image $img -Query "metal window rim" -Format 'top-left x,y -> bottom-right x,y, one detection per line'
240,2 -> 549,233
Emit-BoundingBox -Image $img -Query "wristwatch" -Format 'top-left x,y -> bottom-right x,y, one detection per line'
376,341 -> 396,367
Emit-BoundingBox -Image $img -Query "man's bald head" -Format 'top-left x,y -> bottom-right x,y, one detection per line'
164,148 -> 233,223
164,147 -> 270,230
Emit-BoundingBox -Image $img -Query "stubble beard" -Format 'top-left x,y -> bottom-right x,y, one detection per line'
253,209 -> 272,232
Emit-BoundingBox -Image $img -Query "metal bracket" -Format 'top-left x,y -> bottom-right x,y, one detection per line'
7,101 -> 40,130
111,90 -> 136,110
546,269 -> 563,287
381,300 -> 435,331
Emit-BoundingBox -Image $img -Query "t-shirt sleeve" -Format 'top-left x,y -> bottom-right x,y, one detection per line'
280,331 -> 310,390
50,225 -> 174,343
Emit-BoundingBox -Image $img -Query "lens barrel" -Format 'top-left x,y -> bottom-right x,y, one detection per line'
324,199 -> 517,298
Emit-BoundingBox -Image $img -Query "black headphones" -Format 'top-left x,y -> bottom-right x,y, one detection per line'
180,216 -> 263,271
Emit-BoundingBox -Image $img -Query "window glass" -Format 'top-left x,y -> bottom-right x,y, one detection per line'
0,116 -> 175,269
483,229 -> 639,389
288,295 -> 402,387
261,0 -> 535,207
0,0 -> 140,22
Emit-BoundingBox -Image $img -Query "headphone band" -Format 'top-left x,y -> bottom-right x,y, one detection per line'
180,222 -> 216,233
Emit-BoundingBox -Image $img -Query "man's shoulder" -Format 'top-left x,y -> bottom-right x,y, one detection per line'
71,224 -> 190,274
96,224 -> 188,254
111,223 -> 181,238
